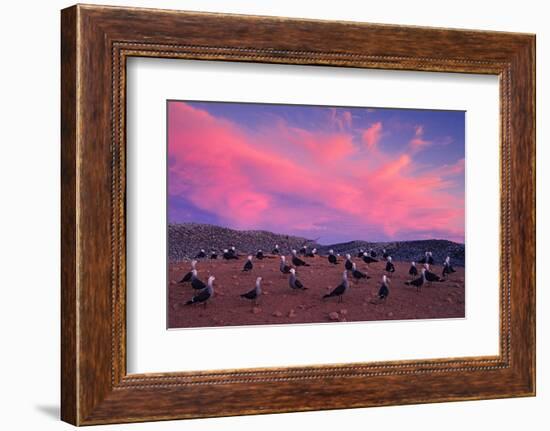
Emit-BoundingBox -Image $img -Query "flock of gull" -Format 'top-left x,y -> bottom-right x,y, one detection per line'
177,245 -> 457,308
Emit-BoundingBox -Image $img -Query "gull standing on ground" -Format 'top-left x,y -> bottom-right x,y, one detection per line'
240,277 -> 262,305
291,249 -> 310,267
424,264 -> 443,283
289,268 -> 307,291
280,255 -> 292,274
190,269 -> 207,290
345,254 -> 353,271
351,262 -> 368,280
185,276 -> 215,307
405,268 -> 426,292
328,249 -> 338,265
378,275 -> 390,301
385,256 -> 396,273
362,252 -> 378,264
323,270 -> 350,303
242,255 -> 253,272
178,260 -> 197,283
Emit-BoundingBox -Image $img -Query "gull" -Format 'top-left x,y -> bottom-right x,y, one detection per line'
185,276 -> 215,307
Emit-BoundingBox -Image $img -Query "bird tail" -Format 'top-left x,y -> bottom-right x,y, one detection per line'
405,281 -> 411,285
304,263 -> 311,266
323,293 -> 333,299
185,299 -> 194,305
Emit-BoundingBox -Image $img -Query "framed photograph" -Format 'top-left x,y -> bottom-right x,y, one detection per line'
61,4 -> 536,425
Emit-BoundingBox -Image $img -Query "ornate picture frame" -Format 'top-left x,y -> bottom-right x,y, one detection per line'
61,4 -> 535,425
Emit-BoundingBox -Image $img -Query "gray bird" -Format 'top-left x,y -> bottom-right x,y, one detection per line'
178,259 -> 197,283
323,271 -> 350,302
240,276 -> 262,305
185,276 -> 215,307
289,268 -> 307,291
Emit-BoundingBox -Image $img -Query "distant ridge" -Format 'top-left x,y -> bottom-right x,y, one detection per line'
168,223 -> 465,266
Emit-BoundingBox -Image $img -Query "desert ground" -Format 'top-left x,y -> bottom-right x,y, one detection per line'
167,254 -> 465,329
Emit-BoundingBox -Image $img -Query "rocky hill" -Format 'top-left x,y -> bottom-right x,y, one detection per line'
168,223 -> 465,266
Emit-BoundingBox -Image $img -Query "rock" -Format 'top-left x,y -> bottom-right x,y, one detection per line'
252,307 -> 262,314
387,312 -> 394,317
168,223 -> 465,264
272,311 -> 283,317
297,304 -> 306,310
328,312 -> 340,321
446,297 -> 453,303
170,280 -> 177,285
288,309 -> 296,318
339,309 -> 348,315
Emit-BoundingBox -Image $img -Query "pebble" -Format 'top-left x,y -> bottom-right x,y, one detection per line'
339,309 -> 348,315
328,312 -> 340,321
252,307 -> 262,314
272,311 -> 283,317
288,309 -> 296,318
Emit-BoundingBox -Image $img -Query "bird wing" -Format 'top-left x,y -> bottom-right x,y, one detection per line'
192,288 -> 211,303
331,282 -> 346,296
378,284 -> 389,297
426,271 -> 440,281
241,288 -> 257,299
192,278 -> 206,290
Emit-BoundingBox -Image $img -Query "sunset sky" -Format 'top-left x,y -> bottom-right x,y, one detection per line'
167,100 -> 465,244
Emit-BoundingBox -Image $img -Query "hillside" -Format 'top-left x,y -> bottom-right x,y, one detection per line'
168,223 -> 465,266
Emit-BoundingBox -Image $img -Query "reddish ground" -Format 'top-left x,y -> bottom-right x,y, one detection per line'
167,255 -> 465,329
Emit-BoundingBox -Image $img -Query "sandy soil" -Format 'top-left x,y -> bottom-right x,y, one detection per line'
167,255 -> 465,329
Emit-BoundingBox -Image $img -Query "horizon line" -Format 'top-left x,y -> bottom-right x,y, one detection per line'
168,221 -> 465,246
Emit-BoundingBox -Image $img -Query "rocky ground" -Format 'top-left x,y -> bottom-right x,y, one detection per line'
169,223 -> 465,266
168,253 -> 465,329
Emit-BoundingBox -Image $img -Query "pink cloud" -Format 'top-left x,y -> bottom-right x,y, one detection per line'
361,122 -> 383,150
446,158 -> 465,175
328,108 -> 353,131
409,124 -> 431,152
168,102 -> 464,242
